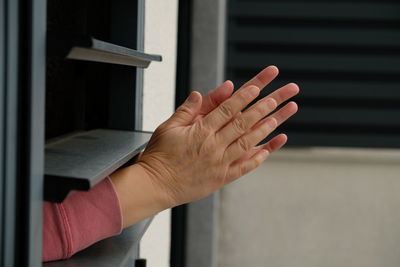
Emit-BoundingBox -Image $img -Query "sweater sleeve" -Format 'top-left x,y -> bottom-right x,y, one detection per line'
42,177 -> 123,262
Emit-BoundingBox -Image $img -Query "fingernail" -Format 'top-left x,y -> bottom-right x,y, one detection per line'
188,91 -> 199,103
247,86 -> 260,97
266,118 -> 277,128
265,98 -> 276,109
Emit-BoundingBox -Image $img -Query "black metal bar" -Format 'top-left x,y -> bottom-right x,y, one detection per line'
171,0 -> 193,266
0,0 -> 5,263
229,2 -> 400,21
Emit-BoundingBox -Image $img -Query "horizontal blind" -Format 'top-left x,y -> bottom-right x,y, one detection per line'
226,0 -> 400,148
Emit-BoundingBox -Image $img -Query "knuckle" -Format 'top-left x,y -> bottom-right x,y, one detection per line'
239,164 -> 250,176
257,125 -> 272,139
195,120 -> 211,135
240,90 -> 253,104
254,103 -> 268,117
231,117 -> 248,135
265,118 -> 278,130
254,156 -> 263,167
218,103 -> 234,119
177,105 -> 192,117
193,127 -> 210,142
271,113 -> 282,124
237,137 -> 251,152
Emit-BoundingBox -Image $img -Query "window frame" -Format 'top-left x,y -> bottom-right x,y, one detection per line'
1,0 -> 156,265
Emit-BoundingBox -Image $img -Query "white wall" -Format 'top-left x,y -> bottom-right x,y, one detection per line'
142,0 -> 178,132
140,1 -> 178,267
218,148 -> 400,267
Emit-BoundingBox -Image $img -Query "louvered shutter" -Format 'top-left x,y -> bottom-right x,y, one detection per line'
226,0 -> 400,148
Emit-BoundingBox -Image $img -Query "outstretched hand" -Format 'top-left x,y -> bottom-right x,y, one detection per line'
111,66 -> 299,227
137,66 -> 299,207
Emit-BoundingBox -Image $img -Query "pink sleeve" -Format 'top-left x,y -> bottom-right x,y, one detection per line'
42,177 -> 123,262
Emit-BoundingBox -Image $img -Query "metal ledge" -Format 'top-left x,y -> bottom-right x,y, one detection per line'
44,129 -> 152,202
47,33 -> 162,68
43,217 -> 153,267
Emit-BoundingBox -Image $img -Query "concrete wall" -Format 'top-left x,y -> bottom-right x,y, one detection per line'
140,1 -> 178,266
218,148 -> 400,267
186,1 -> 227,266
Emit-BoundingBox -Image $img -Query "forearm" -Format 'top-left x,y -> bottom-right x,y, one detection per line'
42,164 -> 167,262
43,178 -> 122,262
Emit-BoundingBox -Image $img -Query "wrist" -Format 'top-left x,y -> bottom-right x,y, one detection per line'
109,163 -> 171,228
135,162 -> 176,208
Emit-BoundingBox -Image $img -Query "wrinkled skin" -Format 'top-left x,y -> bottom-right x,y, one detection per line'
137,66 -> 299,207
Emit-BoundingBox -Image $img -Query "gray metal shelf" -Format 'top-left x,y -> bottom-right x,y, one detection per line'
44,129 -> 152,202
43,217 -> 153,267
47,34 -> 162,68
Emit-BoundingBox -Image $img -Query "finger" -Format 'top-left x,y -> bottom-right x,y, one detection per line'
229,133 -> 288,167
272,102 -> 298,126
168,91 -> 202,127
222,83 -> 298,143
203,85 -> 260,130
199,80 -> 234,116
239,65 -> 279,91
216,97 -> 277,145
225,149 -> 270,184
242,82 -> 298,128
252,102 -> 298,130
232,146 -> 264,165
223,117 -> 277,163
220,111 -> 242,129
265,83 -> 299,106
261,133 -> 288,153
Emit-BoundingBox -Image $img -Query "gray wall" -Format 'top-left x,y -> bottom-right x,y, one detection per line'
186,0 -> 227,267
218,148 -> 400,267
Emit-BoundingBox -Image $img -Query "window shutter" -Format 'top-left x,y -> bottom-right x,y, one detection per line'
227,0 -> 400,148
44,0 -> 160,201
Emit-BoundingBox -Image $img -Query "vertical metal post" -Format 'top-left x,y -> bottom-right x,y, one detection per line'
2,0 -> 20,265
171,1 -> 193,266
0,0 -> 5,262
26,0 -> 46,265
134,0 -> 145,258
135,0 -> 145,131
186,0 -> 227,267
1,0 -> 46,266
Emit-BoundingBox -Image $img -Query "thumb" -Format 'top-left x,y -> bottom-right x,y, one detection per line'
168,91 -> 202,126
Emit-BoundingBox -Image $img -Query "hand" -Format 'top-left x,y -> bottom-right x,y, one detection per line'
137,66 -> 299,207
133,81 -> 233,163
110,66 -> 299,227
